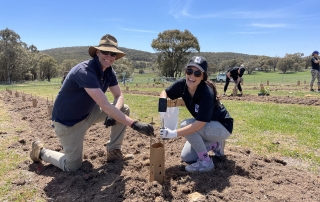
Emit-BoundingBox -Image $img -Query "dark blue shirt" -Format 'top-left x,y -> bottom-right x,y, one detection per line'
52,57 -> 118,126
228,67 -> 244,80
165,79 -> 233,133
311,57 -> 319,71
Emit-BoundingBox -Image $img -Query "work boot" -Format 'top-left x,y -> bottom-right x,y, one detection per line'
107,149 -> 134,162
30,140 -> 44,162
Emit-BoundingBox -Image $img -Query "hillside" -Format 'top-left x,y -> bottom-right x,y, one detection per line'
42,46 -> 157,64
42,46 -> 259,65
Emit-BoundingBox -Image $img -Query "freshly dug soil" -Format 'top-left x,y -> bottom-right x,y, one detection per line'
1,91 -> 320,201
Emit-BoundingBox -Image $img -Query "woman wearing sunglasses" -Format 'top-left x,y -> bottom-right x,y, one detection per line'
158,56 -> 233,172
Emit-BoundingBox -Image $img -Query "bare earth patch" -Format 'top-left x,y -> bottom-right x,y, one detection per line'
1,91 -> 320,201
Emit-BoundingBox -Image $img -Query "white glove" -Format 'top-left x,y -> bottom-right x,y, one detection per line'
159,112 -> 166,118
160,128 -> 177,139
230,78 -> 234,82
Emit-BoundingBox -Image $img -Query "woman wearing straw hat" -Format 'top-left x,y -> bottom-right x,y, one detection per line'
310,50 -> 320,92
158,56 -> 233,172
30,34 -> 154,171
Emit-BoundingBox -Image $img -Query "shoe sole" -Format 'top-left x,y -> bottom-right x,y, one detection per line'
30,140 -> 43,162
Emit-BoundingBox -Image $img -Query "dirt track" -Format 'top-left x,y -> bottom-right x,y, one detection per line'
1,91 -> 320,201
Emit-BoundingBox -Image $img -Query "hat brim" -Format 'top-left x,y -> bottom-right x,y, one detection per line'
186,64 -> 205,72
88,45 -> 126,60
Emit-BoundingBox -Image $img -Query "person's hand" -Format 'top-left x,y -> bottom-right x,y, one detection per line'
160,128 -> 177,139
104,116 -> 116,128
230,78 -> 234,82
131,121 -> 155,136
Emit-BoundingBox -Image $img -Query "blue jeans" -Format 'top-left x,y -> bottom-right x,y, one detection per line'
180,118 -> 231,162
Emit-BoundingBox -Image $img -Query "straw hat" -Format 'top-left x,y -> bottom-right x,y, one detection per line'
88,34 -> 126,60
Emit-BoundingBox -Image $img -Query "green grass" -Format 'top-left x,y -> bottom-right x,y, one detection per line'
239,71 -> 311,84
225,101 -> 320,164
1,71 -> 320,170
0,101 -> 43,201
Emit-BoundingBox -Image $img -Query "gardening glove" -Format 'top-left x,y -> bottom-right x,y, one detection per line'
131,121 -> 155,136
160,127 -> 177,139
104,116 -> 116,128
230,78 -> 234,83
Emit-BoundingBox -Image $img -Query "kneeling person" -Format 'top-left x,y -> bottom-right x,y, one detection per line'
30,34 -> 154,171
159,56 -> 233,172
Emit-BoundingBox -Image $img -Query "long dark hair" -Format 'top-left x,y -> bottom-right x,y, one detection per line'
203,73 -> 221,107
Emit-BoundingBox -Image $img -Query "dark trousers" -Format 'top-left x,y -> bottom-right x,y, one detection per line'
224,77 -> 242,92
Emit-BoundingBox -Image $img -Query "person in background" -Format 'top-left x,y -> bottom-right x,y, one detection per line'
310,50 -> 320,92
223,65 -> 245,96
30,34 -> 154,172
158,56 -> 233,172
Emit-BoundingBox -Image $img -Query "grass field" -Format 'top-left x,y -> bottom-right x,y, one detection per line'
0,71 -> 320,200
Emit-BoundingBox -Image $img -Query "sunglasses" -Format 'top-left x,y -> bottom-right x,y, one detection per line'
100,50 -> 117,57
185,68 -> 202,77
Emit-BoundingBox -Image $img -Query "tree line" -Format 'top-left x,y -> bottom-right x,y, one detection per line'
0,28 -> 313,83
151,29 -> 312,77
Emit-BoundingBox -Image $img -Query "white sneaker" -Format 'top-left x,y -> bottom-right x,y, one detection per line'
185,158 -> 214,172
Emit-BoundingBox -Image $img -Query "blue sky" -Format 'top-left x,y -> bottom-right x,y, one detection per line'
1,0 -> 319,57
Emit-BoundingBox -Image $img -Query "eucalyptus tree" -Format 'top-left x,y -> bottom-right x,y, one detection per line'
151,29 -> 200,77
0,28 -> 22,83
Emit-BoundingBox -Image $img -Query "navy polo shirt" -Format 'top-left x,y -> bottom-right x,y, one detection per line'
311,57 -> 319,71
52,57 -> 118,126
165,79 -> 233,133
228,67 -> 243,80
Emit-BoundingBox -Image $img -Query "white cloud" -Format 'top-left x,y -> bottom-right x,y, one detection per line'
168,1 -> 290,19
121,28 -> 158,34
233,31 -> 269,35
249,23 -> 288,28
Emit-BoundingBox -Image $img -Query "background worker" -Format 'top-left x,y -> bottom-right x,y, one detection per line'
223,65 -> 245,96
310,50 -> 320,92
30,34 -> 154,172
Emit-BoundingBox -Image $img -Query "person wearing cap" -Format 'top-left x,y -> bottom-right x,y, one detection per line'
158,56 -> 233,172
310,50 -> 320,92
29,34 -> 154,172
223,65 -> 245,96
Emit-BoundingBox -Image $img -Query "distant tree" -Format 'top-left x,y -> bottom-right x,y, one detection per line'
303,55 -> 312,69
270,56 -> 280,71
27,44 -> 40,80
207,62 -> 218,76
112,58 -> 134,79
138,69 -> 145,74
151,29 -> 200,77
59,59 -> 78,76
38,54 -> 58,81
287,53 -> 304,72
243,58 -> 259,74
277,56 -> 295,74
0,28 -> 22,83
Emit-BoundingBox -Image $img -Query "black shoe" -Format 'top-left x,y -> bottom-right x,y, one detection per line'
310,89 -> 315,92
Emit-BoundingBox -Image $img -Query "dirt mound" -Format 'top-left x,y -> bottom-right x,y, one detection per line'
2,91 -> 320,201
222,94 -> 320,106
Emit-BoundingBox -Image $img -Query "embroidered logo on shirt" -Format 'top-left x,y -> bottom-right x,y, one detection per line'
195,104 -> 199,113
194,57 -> 201,64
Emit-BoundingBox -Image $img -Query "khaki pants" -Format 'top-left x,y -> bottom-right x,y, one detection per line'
41,104 -> 130,171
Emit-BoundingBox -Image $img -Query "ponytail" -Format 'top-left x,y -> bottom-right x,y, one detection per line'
203,73 -> 221,107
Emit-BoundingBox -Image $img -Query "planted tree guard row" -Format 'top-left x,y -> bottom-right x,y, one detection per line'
5,89 -> 54,118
